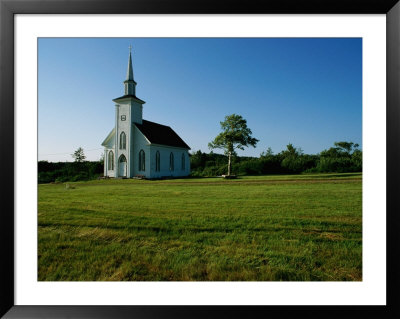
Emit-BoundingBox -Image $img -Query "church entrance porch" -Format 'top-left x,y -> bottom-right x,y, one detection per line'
118,155 -> 127,177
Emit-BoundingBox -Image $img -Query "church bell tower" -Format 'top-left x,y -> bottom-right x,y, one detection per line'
112,46 -> 146,178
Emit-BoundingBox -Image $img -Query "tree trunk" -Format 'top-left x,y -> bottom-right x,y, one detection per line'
227,151 -> 232,176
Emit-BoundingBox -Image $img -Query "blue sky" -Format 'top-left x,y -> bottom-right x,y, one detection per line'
38,38 -> 362,162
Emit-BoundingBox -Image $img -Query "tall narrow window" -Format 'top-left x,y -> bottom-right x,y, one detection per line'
155,151 -> 160,172
169,152 -> 174,171
119,132 -> 126,149
181,153 -> 185,170
108,151 -> 114,170
139,150 -> 145,171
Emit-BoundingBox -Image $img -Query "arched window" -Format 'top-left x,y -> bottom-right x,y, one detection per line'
181,153 -> 185,170
138,150 -> 145,171
108,151 -> 114,170
119,132 -> 126,150
155,151 -> 160,172
169,152 -> 174,171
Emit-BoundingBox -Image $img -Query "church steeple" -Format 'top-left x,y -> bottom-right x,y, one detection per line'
124,45 -> 137,95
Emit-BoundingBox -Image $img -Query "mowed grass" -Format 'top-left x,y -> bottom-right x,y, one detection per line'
38,173 -> 362,281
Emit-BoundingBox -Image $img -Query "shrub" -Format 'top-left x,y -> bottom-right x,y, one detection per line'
38,161 -> 104,183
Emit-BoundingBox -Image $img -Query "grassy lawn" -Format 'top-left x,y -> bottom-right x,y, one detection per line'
38,173 -> 362,281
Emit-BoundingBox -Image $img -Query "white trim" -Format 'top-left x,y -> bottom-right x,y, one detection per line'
148,143 -> 190,150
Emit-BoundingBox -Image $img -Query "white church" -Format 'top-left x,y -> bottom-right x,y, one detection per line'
101,48 -> 191,179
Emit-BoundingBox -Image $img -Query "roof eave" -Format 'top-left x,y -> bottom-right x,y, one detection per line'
149,143 -> 191,150
112,95 -> 146,104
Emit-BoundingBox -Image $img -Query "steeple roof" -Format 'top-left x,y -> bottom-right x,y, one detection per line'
121,45 -> 139,97
125,46 -> 135,83
112,94 -> 145,104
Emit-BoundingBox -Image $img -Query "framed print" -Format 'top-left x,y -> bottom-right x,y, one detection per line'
1,0 -> 399,318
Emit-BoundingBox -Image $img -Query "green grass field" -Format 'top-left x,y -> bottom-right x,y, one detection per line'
38,173 -> 362,281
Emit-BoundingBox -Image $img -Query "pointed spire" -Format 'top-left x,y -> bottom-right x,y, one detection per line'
126,45 -> 134,81
124,45 -> 137,95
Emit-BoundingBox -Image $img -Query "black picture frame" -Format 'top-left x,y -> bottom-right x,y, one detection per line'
1,0 -> 399,318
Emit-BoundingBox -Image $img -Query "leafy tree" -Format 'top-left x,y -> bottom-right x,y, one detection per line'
279,143 -> 305,173
280,143 -> 303,157
334,142 -> 359,154
352,149 -> 362,171
208,114 -> 258,176
320,147 -> 342,158
190,150 -> 208,170
321,142 -> 360,159
317,141 -> 361,172
260,147 -> 274,158
71,147 -> 86,162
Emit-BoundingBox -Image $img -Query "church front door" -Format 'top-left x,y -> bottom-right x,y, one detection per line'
118,155 -> 127,177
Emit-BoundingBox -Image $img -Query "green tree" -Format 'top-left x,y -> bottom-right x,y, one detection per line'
334,141 -> 359,154
280,143 -> 303,157
318,141 -> 361,172
190,150 -> 207,170
71,147 -> 86,162
280,143 -> 305,173
208,114 -> 258,176
320,141 -> 360,158
260,147 -> 274,158
352,149 -> 362,171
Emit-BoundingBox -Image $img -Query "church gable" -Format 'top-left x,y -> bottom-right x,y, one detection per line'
101,128 -> 115,148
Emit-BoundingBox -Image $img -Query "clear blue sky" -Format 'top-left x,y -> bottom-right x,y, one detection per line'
38,38 -> 362,162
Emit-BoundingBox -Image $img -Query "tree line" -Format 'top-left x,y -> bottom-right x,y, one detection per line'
38,114 -> 361,183
190,141 -> 362,177
38,147 -> 103,183
200,113 -> 361,177
38,141 -> 361,183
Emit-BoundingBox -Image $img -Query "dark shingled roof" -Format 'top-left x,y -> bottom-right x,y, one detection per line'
112,94 -> 146,104
135,120 -> 190,149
